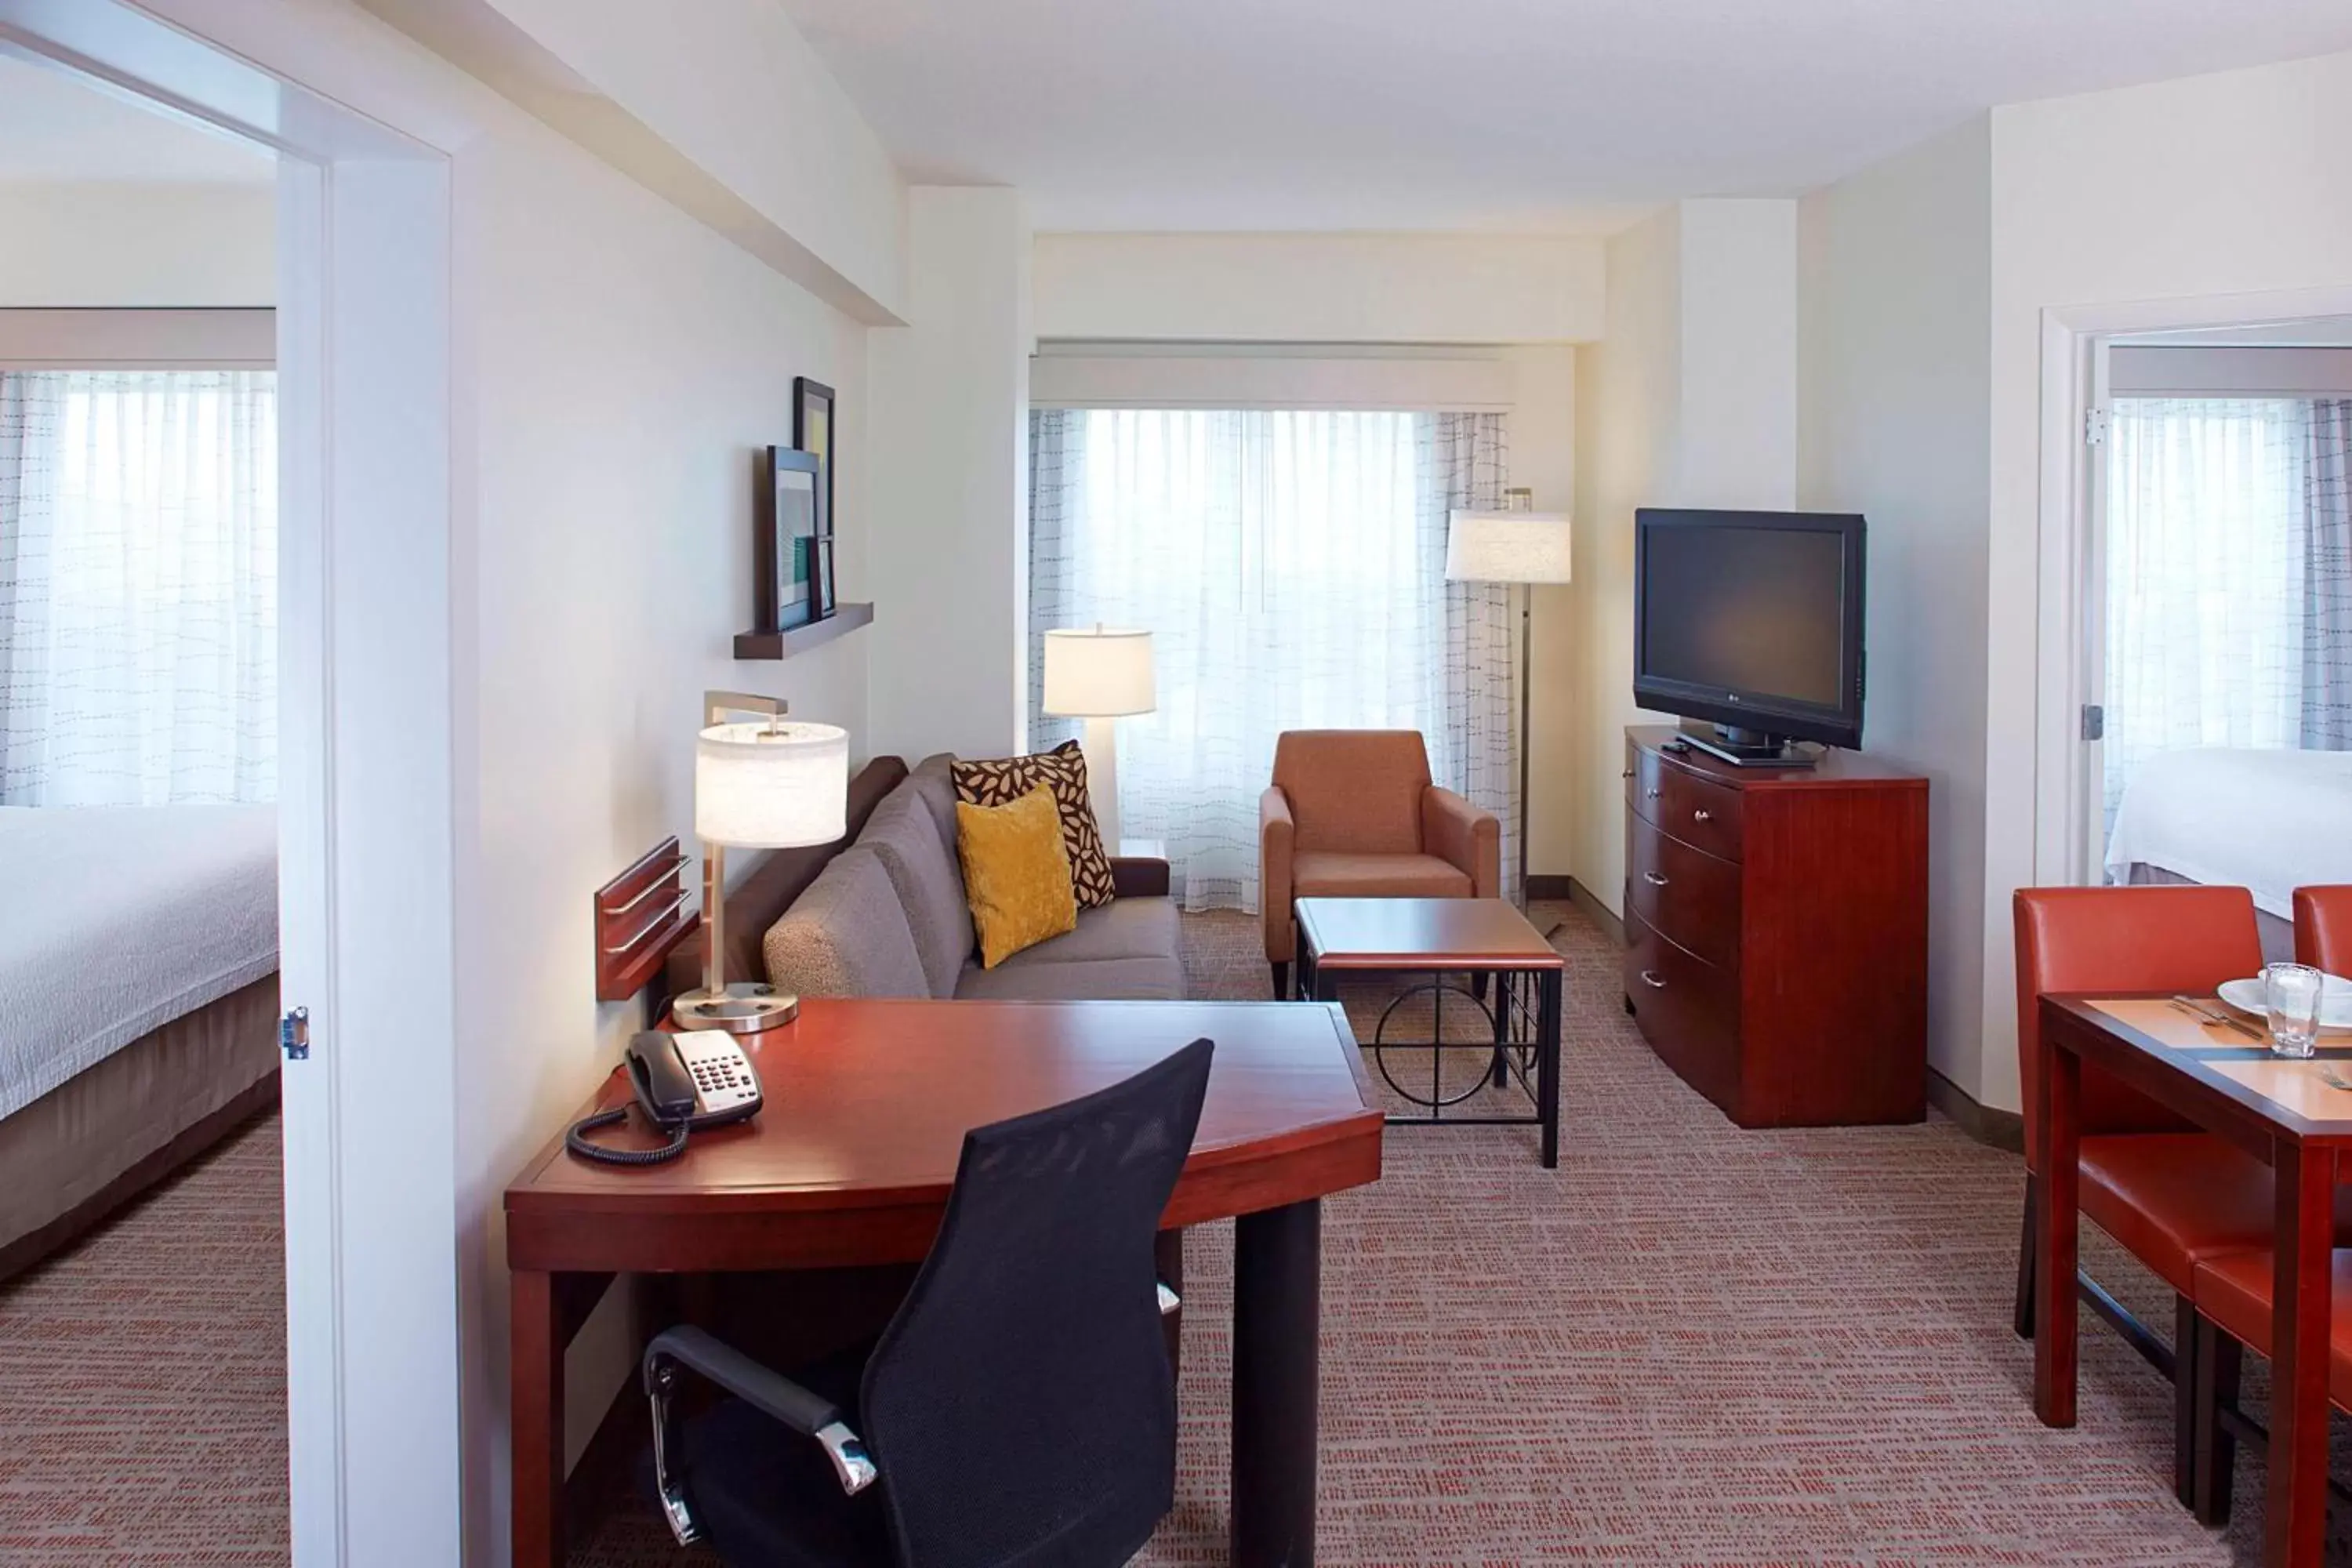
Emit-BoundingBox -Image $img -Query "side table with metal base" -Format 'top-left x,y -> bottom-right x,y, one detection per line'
1294,897 -> 1563,1167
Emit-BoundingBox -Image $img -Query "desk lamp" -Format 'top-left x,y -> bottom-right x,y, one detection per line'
673,691 -> 848,1033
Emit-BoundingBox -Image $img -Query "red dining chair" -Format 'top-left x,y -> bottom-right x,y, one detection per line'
2187,1249 -> 2352,1526
2293,886 -> 2352,975
2183,885 -> 2352,1525
2013,884 -> 2314,1504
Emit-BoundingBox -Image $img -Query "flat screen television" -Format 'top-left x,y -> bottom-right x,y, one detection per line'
1633,508 -> 1866,763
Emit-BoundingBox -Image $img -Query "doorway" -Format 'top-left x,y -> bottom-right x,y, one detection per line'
0,3 -> 460,1561
2040,304 -> 2352,954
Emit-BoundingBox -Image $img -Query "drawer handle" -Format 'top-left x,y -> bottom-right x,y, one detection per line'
1642,871 -> 1668,887
1646,787 -> 1661,800
1692,808 -> 1712,823
1621,769 -> 1635,780
1639,969 -> 1667,989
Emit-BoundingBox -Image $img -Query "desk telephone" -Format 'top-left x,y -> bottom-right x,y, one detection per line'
565,1030 -> 764,1166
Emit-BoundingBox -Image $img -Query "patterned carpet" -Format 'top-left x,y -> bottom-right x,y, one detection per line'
0,904 -> 2323,1563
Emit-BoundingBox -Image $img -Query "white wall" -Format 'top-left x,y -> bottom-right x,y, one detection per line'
1797,116 -> 1993,1101
0,182 -> 274,305
128,0 -> 888,1559
1570,199 -> 1802,916
867,187 -> 1033,760
1033,231 -> 1606,344
470,0 -> 906,320
1571,208 -> 1681,911
1974,48 -> 2352,1110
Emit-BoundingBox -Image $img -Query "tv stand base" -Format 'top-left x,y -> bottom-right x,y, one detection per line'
1674,720 -> 1817,768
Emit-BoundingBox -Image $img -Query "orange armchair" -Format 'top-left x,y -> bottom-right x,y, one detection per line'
1259,730 -> 1499,997
2293,886 -> 2352,974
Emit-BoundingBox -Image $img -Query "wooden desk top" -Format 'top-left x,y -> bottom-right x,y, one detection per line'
2048,993 -> 2352,1147
505,998 -> 1384,1273
1295,897 -> 1563,971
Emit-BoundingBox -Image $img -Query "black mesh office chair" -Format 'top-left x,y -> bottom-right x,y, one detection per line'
641,1036 -> 1214,1568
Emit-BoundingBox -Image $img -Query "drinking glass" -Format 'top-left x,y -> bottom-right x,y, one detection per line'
2266,962 -> 2325,1058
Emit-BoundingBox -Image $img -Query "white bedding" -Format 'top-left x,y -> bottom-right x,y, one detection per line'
2105,748 -> 2352,918
0,805 -> 277,1119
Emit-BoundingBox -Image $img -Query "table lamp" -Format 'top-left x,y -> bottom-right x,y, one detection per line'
1445,503 -> 1573,912
1041,626 -> 1156,847
673,691 -> 848,1033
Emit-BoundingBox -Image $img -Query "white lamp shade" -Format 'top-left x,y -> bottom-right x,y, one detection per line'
1041,627 -> 1156,717
1444,511 -> 1573,584
695,720 -> 849,848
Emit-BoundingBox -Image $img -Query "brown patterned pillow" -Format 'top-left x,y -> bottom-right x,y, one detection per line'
952,741 -> 1117,909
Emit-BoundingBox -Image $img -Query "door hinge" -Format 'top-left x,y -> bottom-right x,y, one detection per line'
2081,703 -> 2105,742
2083,406 -> 2110,447
280,1006 -> 310,1061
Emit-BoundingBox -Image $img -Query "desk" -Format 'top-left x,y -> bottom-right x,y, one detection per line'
2035,994 -> 2352,1567
505,997 -> 1383,1568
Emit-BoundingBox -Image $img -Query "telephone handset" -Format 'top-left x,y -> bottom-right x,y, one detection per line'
566,1030 -> 764,1167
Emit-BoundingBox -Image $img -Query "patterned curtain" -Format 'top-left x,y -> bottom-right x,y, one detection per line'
0,370 -> 278,805
1025,407 -> 1514,911
2307,399 -> 2352,749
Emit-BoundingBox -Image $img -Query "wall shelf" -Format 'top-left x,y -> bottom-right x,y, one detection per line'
733,601 -> 873,660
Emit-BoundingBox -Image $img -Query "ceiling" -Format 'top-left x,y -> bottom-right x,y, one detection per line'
0,53 -> 273,184
776,0 -> 2352,234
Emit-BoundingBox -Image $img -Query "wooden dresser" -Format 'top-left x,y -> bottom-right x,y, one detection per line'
1621,725 -> 1929,1127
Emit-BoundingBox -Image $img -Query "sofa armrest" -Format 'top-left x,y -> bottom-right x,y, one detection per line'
1260,786 -> 1297,963
1109,856 -> 1171,899
1423,786 -> 1501,899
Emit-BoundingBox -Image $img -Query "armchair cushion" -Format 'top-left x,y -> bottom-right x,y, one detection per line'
1270,730 -> 1431,855
1293,851 -> 1472,902
1421,786 -> 1501,898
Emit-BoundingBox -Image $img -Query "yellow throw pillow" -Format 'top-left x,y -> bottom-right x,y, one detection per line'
955,786 -> 1079,968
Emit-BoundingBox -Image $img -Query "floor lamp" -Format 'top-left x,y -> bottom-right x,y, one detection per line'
1041,626 -> 1156,848
1444,506 -> 1573,913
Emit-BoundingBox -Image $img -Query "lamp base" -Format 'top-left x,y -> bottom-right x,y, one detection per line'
671,982 -> 799,1035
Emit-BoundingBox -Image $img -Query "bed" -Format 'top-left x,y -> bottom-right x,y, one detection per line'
2104,747 -> 2352,960
0,804 -> 280,1279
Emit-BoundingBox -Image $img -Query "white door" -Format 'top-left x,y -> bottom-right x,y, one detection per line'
2076,337 -> 2114,884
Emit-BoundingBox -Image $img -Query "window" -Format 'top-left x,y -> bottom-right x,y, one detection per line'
0,370 -> 278,805
1028,407 -> 1514,910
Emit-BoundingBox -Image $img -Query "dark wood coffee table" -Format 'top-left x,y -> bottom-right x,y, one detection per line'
1293,897 -> 1563,1166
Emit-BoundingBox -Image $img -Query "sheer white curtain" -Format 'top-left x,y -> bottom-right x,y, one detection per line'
2104,397 -> 2307,827
0,370 -> 278,805
1028,408 -> 1512,912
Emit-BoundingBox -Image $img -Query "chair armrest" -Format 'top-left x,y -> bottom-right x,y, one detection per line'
644,1326 -> 878,1509
1422,786 -> 1501,899
1110,856 -> 1171,898
1260,786 -> 1296,963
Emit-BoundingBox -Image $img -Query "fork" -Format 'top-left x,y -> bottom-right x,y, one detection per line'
2321,1067 -> 2352,1094
2169,993 -> 2266,1041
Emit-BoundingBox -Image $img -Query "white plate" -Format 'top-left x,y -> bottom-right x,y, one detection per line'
2218,974 -> 2352,1033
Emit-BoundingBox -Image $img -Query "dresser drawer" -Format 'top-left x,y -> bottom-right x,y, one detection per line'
1624,909 -> 1741,1114
1625,808 -> 1741,970
1628,742 -> 1744,861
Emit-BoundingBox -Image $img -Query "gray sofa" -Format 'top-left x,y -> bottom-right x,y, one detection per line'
761,754 -> 1187,1004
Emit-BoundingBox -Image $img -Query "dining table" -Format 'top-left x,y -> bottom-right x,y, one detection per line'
2034,990 -> 2352,1567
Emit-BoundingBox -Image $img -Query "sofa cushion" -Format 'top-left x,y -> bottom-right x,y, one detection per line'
856,783 -> 974,997
954,954 -> 1186,1002
1293,850 -> 1473,900
762,847 -> 929,1000
987,895 -> 1181,971
908,753 -> 960,857
952,741 -> 1117,909
954,788 -> 1080,967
